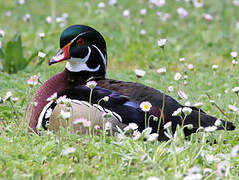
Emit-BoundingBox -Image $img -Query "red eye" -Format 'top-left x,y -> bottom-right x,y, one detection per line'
77,38 -> 85,46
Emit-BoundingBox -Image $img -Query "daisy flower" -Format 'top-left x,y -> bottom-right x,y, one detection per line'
203,13 -> 213,21
185,101 -> 190,106
38,51 -> 46,58
228,104 -> 238,112
174,72 -> 182,81
102,111 -> 112,118
193,0 -> 204,8
193,102 -> 203,108
233,0 -> 239,6
34,102 -> 38,107
11,97 -> 19,102
86,81 -> 97,89
94,125 -> 100,130
123,10 -> 130,17
212,64 -> 219,70
135,69 -> 146,78
172,108 -> 182,117
182,107 -> 192,116
61,147 -> 76,156
109,0 -> 117,6
150,0 -> 165,7
27,75 -> 39,86
140,29 -> 147,35
179,57 -> 185,62
147,133 -> 158,142
140,8 -> 147,15
73,118 -> 86,125
46,92 -> 57,102
232,87 -> 239,93
133,130 -> 142,140
98,2 -> 105,8
164,121 -> 172,129
178,90 -> 188,99
230,51 -> 237,58
18,0 -> 25,5
187,64 -> 194,70
156,67 -> 166,75
0,30 -> 5,37
46,16 -> 53,24
60,110 -> 71,119
232,59 -> 238,65
23,13 -> 31,22
5,11 -> 12,17
177,7 -> 188,18
82,119 -> 91,127
4,91 -> 12,101
39,32 -> 45,39
140,101 -> 152,112
105,121 -> 112,131
124,123 -> 138,132
56,95 -> 70,104
157,39 -> 167,48
168,86 -> 174,92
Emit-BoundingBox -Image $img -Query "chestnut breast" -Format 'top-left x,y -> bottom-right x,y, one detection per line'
28,71 -> 70,132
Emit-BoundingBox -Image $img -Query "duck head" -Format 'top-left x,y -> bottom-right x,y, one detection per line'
49,25 -> 107,78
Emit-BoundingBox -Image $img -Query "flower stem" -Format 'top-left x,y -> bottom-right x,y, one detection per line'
102,118 -> 105,143
88,89 -> 93,137
198,109 -> 201,129
92,98 -> 104,127
147,115 -> 155,127
157,94 -> 165,134
50,0 -> 56,30
181,115 -> 186,128
8,100 -> 19,126
145,112 -> 147,129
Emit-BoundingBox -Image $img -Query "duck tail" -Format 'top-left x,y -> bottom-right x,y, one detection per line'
183,109 -> 235,133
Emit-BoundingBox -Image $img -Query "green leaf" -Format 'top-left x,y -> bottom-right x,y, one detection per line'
0,48 -> 4,71
4,33 -> 26,74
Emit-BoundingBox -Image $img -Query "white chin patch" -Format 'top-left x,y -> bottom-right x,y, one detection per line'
65,47 -> 100,72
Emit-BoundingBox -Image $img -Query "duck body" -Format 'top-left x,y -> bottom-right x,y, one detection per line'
28,24 -> 235,139
30,69 -> 160,136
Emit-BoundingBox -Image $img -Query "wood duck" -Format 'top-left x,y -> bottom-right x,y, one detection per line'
28,25 -> 235,140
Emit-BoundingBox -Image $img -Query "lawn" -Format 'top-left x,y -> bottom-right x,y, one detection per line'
0,0 -> 239,179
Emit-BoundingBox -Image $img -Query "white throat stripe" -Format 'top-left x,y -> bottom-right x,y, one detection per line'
66,47 -> 100,72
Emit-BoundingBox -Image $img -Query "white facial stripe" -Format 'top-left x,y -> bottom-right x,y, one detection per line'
70,31 -> 90,43
92,45 -> 107,68
65,47 -> 100,72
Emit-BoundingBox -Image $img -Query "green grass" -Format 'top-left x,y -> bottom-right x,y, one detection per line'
0,0 -> 239,179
